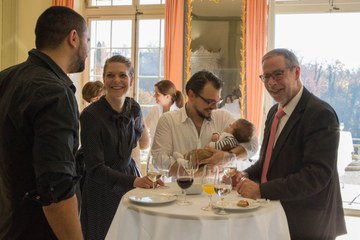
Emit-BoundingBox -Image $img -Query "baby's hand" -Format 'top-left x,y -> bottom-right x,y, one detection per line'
211,132 -> 220,142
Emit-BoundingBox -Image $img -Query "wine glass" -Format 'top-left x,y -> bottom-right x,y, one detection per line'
188,150 -> 199,175
223,152 -> 237,177
146,153 -> 162,190
201,164 -> 216,211
157,152 -> 173,188
214,166 -> 232,215
176,160 -> 194,205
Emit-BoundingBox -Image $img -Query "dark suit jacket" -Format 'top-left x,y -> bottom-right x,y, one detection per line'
246,88 -> 346,239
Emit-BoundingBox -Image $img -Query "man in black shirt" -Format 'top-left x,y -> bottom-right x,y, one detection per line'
0,6 -> 88,239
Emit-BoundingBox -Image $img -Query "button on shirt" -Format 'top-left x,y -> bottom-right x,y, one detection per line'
151,106 -> 258,166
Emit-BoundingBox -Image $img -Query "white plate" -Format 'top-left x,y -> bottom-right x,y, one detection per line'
128,193 -> 177,205
213,198 -> 260,210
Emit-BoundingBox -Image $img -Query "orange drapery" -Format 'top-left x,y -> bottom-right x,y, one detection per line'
164,0 -> 184,90
52,0 -> 74,8
245,0 -> 268,137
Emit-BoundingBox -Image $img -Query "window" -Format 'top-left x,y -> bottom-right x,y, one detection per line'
85,1 -> 165,112
89,19 -> 132,82
137,19 -> 165,108
275,12 -> 360,138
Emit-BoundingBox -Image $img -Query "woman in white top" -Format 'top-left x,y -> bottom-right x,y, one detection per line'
145,80 -> 184,144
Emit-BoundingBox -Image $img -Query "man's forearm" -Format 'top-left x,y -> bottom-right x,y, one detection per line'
231,145 -> 248,160
43,195 -> 83,240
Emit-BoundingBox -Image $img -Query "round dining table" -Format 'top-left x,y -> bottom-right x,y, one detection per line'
105,182 -> 290,240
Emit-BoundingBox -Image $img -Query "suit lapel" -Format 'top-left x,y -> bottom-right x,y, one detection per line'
268,88 -> 312,169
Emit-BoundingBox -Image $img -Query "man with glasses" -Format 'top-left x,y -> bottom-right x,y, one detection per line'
151,70 -> 258,169
234,48 -> 346,239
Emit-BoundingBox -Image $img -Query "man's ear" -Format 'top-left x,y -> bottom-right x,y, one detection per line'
187,89 -> 196,100
295,66 -> 301,79
68,29 -> 78,48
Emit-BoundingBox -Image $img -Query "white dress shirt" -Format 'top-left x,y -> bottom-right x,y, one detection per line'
275,86 -> 304,144
145,103 -> 179,145
151,105 -> 258,166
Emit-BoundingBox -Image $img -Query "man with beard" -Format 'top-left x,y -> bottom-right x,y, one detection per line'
234,49 -> 346,239
151,70 -> 258,170
0,6 -> 88,239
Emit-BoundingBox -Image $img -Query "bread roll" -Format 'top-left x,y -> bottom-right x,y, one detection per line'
237,200 -> 249,207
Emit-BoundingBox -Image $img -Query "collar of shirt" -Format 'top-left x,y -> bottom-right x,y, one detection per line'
28,49 -> 76,93
275,86 -> 304,142
281,85 -> 304,117
180,105 -> 189,123
170,102 -> 179,111
180,103 -> 214,124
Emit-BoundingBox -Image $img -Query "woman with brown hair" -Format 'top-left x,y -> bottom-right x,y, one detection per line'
81,80 -> 104,104
145,80 -> 184,144
80,55 -> 161,239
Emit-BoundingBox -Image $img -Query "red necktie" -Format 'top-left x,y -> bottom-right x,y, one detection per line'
261,108 -> 286,183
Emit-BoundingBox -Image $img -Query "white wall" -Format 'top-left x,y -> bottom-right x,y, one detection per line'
0,0 -> 86,106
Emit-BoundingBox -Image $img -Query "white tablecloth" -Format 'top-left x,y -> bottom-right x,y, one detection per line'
106,183 -> 290,240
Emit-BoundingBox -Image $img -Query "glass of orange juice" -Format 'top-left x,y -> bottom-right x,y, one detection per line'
201,164 -> 216,211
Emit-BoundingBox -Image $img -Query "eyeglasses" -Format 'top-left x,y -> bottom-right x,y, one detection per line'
259,69 -> 287,82
196,94 -> 223,107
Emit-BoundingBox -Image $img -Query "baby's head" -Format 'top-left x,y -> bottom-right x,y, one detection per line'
227,119 -> 255,143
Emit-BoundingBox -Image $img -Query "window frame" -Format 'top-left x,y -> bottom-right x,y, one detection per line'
84,2 -> 165,99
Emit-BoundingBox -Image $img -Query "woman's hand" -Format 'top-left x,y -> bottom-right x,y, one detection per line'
133,176 -> 164,188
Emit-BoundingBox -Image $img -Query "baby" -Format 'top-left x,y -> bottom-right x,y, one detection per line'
208,119 -> 255,152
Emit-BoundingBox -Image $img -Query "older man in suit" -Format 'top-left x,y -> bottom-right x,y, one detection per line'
234,48 -> 346,239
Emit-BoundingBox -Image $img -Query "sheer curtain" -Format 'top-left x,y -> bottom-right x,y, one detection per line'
245,0 -> 268,137
164,0 -> 184,90
52,0 -> 74,8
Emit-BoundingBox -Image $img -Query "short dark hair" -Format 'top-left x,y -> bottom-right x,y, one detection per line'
232,119 -> 255,143
262,48 -> 299,69
185,70 -> 223,96
35,6 -> 86,50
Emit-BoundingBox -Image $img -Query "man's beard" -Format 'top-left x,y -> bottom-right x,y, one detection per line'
195,107 -> 212,121
75,60 -> 85,73
69,47 -> 86,73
